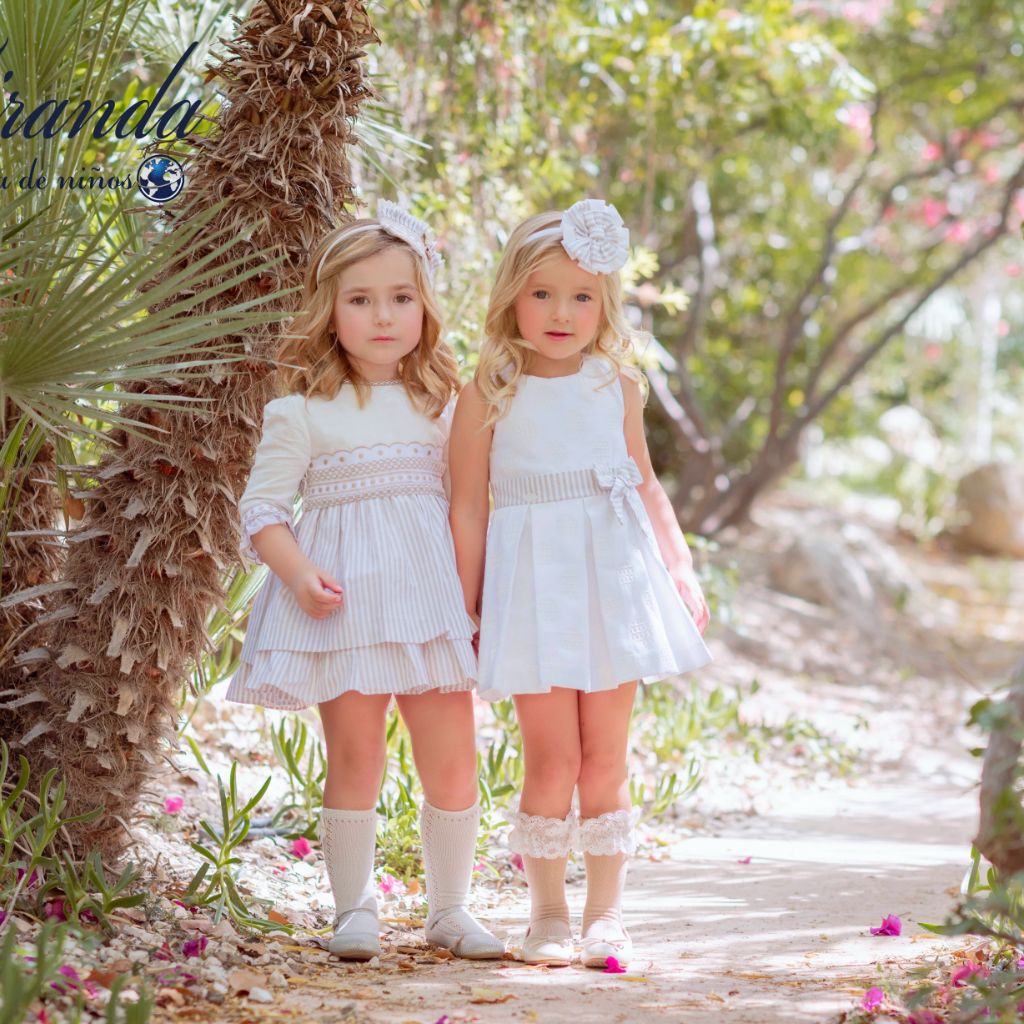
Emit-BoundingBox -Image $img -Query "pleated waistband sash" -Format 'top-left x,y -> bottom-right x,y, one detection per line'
491,459 -> 645,526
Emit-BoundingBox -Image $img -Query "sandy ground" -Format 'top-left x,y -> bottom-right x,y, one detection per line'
125,492 -> 1023,1024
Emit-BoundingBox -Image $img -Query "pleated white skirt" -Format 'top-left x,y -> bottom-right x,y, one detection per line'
477,469 -> 711,700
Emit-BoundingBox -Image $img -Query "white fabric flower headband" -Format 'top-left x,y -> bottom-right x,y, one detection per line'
526,198 -> 630,275
316,199 -> 443,286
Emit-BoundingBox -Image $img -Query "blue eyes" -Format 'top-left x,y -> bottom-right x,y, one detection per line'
531,290 -> 592,302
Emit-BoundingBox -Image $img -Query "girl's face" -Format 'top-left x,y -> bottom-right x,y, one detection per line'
513,251 -> 604,374
332,246 -> 424,380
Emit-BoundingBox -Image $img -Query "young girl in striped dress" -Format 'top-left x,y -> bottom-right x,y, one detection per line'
227,203 -> 503,963
449,200 -> 712,968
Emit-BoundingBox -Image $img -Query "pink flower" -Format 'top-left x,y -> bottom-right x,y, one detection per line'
289,837 -> 312,858
869,914 -> 901,936
860,987 -> 884,1011
510,853 -> 524,872
378,873 -> 406,895
434,1017 -> 450,1024
922,141 -> 943,161
604,956 -> 628,974
945,221 -> 971,243
16,868 -> 39,889
0,910 -> 5,925
182,936 -> 208,959
163,796 -> 184,814
737,856 -> 752,864
951,963 -> 989,987
43,899 -> 67,921
922,198 -> 948,228
473,860 -> 487,873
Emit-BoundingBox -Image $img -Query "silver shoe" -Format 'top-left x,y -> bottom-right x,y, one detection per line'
328,908 -> 381,960
425,908 -> 504,960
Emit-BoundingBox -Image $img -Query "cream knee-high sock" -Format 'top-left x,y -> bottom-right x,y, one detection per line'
581,852 -> 628,939
318,807 -> 378,921
523,854 -> 571,939
420,800 -> 479,926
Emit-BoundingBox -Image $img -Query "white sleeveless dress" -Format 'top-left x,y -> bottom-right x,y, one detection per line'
226,385 -> 477,709
477,356 -> 711,700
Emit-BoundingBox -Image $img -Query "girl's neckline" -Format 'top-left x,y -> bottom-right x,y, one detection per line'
523,357 -> 590,381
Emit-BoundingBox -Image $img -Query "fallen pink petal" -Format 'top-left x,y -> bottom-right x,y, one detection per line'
163,796 -> 185,814
869,914 -> 901,936
43,899 -> 67,922
737,856 -> 752,864
604,956 -> 628,974
289,837 -> 312,858
378,872 -> 407,895
433,1017 -> 450,1024
181,936 -> 208,959
951,963 -> 989,987
510,853 -> 524,873
860,987 -> 884,1011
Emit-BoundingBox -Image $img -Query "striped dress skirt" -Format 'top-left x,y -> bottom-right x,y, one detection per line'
225,445 -> 478,709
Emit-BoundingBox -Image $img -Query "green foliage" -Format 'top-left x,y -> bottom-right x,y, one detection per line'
270,714 -> 327,840
180,763 -> 285,932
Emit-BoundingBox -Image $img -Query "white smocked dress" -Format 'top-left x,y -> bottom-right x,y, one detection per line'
225,385 -> 477,709
477,356 -> 712,700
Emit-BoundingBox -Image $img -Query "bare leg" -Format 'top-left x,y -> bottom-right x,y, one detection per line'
509,689 -> 582,964
577,682 -> 639,966
397,689 -> 502,959
316,691 -> 391,960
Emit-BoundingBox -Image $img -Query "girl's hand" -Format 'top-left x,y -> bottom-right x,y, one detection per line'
288,564 -> 344,620
671,564 -> 710,635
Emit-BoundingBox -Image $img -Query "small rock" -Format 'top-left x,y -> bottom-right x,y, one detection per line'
269,971 -> 288,989
127,950 -> 148,964
956,462 -> 1024,558
367,956 -> 381,968
248,987 -> 273,1003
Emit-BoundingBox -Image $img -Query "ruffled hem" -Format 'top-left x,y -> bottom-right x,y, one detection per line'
224,636 -> 477,709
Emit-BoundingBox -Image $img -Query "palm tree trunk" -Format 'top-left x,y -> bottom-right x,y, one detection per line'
11,0 -> 379,861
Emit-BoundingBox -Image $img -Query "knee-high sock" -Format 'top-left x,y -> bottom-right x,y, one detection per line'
510,809 -> 575,939
420,800 -> 479,926
577,808 -> 638,940
318,807 -> 378,921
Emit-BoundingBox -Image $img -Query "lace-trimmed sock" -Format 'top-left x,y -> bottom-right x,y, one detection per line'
509,808 -> 575,941
577,808 -> 639,941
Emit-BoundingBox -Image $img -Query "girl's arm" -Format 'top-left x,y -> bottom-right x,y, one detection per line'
242,397 -> 343,619
622,374 -> 710,634
448,379 -> 494,622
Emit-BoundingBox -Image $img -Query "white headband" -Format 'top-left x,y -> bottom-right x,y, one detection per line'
525,198 -> 630,275
316,199 -> 443,286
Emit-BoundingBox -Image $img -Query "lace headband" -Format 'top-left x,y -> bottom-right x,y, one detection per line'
525,198 -> 630,275
315,199 -> 443,286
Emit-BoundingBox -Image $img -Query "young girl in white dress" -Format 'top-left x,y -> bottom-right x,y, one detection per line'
449,199 -> 712,968
228,203 -> 503,962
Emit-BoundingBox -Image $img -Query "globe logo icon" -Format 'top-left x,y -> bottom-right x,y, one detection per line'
137,154 -> 185,203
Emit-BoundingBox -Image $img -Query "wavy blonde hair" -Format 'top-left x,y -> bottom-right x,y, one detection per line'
277,219 -> 459,418
475,210 -> 645,424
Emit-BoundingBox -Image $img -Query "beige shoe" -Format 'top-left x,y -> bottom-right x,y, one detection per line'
327,908 -> 381,961
426,909 -> 504,960
517,925 -> 574,966
581,930 -> 631,970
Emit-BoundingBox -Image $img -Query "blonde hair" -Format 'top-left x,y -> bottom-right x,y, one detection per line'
277,219 -> 459,418
475,211 -> 644,424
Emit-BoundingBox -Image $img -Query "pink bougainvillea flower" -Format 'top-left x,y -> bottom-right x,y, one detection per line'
0,910 -> 5,925
860,987 -> 884,1011
921,141 -> 943,161
945,221 -> 971,244
869,914 -> 901,936
16,868 -> 39,889
737,856 -> 752,864
43,899 -> 67,922
473,860 -> 487,873
289,837 -> 312,859
182,936 -> 208,959
510,853 -> 524,873
604,956 -> 628,974
922,198 -> 948,228
378,873 -> 406,895
434,1017 -> 450,1024
951,963 -> 990,987
163,796 -> 184,814
272,863 -> 287,875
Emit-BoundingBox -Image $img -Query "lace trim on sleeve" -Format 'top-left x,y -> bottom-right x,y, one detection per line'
240,502 -> 295,564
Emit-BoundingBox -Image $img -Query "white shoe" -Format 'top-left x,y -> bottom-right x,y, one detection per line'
516,925 -> 574,966
328,908 -> 381,960
425,908 -> 504,960
581,930 -> 632,970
